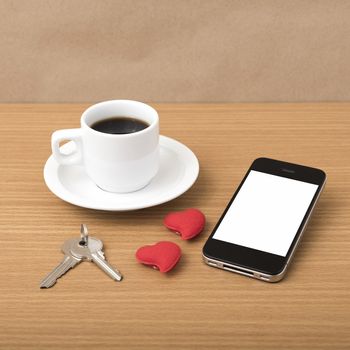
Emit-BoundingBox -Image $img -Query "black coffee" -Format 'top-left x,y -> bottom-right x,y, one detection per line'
91,117 -> 149,135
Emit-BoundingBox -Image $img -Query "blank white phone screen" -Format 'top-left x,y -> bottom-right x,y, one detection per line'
213,170 -> 318,257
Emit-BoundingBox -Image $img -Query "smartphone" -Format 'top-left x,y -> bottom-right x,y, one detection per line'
202,158 -> 326,282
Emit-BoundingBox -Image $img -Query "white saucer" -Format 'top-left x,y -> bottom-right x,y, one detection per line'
44,135 -> 199,211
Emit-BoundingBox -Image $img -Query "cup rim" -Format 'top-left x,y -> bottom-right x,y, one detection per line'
81,100 -> 158,138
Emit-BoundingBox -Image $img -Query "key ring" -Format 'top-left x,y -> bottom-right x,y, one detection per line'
80,223 -> 89,246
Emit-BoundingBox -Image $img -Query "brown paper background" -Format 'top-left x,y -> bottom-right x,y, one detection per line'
1,0 -> 350,102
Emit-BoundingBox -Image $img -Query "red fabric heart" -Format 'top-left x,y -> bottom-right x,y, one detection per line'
163,208 -> 206,240
135,241 -> 181,273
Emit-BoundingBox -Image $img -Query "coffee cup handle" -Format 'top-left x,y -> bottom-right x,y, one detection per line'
51,128 -> 83,166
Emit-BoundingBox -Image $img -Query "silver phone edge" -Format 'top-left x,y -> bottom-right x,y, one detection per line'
202,177 -> 326,283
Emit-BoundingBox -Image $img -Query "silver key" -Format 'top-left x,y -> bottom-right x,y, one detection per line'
40,239 -> 81,288
40,224 -> 122,288
70,235 -> 123,282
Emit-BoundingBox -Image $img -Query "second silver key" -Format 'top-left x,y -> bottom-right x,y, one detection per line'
70,237 -> 123,282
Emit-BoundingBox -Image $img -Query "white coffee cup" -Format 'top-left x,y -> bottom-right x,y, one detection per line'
51,100 -> 159,193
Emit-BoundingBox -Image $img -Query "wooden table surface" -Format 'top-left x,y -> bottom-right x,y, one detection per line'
0,103 -> 349,350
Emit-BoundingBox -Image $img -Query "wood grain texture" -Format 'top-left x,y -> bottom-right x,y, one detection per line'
0,103 -> 349,350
